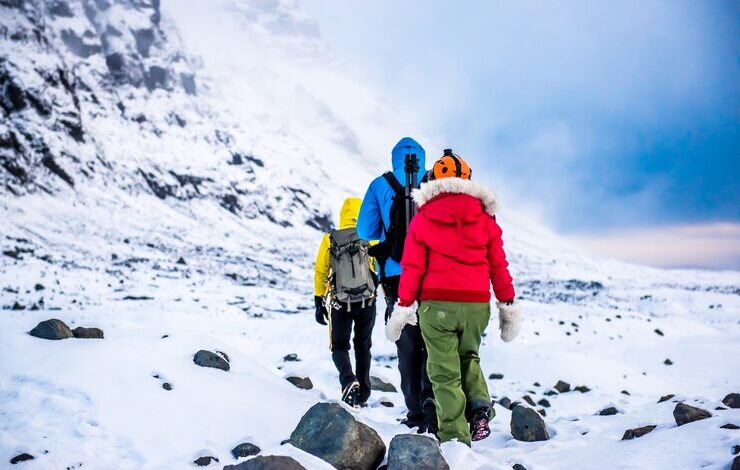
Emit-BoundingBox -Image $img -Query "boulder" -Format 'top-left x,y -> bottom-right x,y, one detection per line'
598,407 -> 619,416
231,442 -> 261,459
673,403 -> 711,426
387,434 -> 449,470
733,456 -> 740,470
489,373 -> 504,380
510,405 -> 549,442
664,358 -> 673,365
721,424 -> 739,430
513,465 -> 528,470
497,397 -> 512,409
29,319 -> 73,340
554,380 -> 570,393
162,383 -> 172,391
290,402 -> 385,470
370,376 -> 397,393
72,327 -> 104,339
658,394 -> 675,403
193,455 -> 218,466
537,399 -> 551,408
283,353 -> 300,362
574,385 -> 591,393
10,453 -> 34,464
224,456 -> 306,470
522,395 -> 536,407
622,425 -> 656,440
286,376 -> 313,390
193,350 -> 230,371
722,393 -> 740,409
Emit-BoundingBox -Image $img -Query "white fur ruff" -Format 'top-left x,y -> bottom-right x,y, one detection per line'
497,301 -> 521,342
413,177 -> 500,216
385,302 -> 418,342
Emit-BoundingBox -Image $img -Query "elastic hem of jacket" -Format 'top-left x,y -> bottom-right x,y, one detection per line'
420,288 -> 492,303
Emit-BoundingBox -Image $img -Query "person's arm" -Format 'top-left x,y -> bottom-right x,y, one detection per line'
398,219 -> 427,306
357,182 -> 382,240
487,217 -> 515,302
314,234 -> 331,297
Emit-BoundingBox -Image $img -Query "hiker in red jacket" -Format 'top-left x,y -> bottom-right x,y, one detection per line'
386,150 -> 520,445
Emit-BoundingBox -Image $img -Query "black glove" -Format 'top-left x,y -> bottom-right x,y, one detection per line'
370,270 -> 379,289
314,296 -> 328,325
384,302 -> 394,325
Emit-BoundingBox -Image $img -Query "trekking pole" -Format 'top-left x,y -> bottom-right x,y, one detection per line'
404,153 -> 420,232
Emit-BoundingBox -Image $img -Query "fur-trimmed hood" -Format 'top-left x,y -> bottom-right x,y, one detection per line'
412,177 -> 500,217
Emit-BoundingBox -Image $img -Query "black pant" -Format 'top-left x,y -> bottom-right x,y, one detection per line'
330,299 -> 376,402
383,276 -> 434,420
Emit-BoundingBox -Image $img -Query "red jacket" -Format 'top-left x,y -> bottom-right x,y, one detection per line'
398,177 -> 515,306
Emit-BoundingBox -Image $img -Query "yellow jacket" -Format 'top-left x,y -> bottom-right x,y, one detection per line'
314,197 -> 375,296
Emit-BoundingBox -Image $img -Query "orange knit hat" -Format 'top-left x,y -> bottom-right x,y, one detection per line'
429,149 -> 472,180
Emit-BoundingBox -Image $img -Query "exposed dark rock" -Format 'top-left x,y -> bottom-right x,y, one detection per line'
512,465 -> 527,470
380,401 -> 394,407
673,403 -> 711,426
231,442 -> 260,459
41,155 -> 74,187
537,399 -> 551,408
290,402 -> 385,470
176,256 -> 187,265
721,423 -> 739,430
733,456 -> 740,470
180,73 -> 196,95
544,390 -> 558,396
162,382 -> 172,391
12,301 -> 25,310
510,405 -> 549,442
621,390 -> 631,396
224,455 -> 306,470
305,213 -> 333,233
49,1 -> 73,17
370,376 -> 397,393
658,394 -> 675,403
286,376 -> 313,390
554,380 -> 570,393
733,445 -> 739,454
537,409 -> 546,417
193,456 -> 218,466
34,283 -> 45,291
722,393 -> 740,409
598,407 -> 619,416
60,29 -> 101,58
574,385 -> 591,393
72,327 -> 104,339
654,328 -> 664,336
220,194 -> 240,214
664,358 -> 673,365
522,395 -> 536,406
30,318 -> 73,340
10,453 -> 34,464
387,434 -> 449,470
489,373 -> 504,380
144,65 -> 169,91
622,425 -> 656,440
283,353 -> 300,362
497,397 -> 512,409
132,28 -> 155,57
193,350 -> 230,371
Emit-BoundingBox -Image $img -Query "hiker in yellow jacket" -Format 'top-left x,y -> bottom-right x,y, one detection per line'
313,197 -> 378,407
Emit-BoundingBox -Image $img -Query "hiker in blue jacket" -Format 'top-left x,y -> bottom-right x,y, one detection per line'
357,137 -> 436,433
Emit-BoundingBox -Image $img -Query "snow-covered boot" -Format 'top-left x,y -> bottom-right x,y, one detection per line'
470,409 -> 491,441
422,398 -> 439,437
341,381 -> 361,408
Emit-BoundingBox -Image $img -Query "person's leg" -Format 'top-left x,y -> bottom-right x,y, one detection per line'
330,304 -> 356,391
458,302 -> 492,418
419,300 -> 471,445
382,275 -> 400,324
353,299 -> 376,403
396,323 -> 425,423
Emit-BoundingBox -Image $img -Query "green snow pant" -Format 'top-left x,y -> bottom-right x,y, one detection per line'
419,300 -> 491,445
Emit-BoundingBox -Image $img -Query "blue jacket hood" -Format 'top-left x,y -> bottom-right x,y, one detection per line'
391,137 -> 426,177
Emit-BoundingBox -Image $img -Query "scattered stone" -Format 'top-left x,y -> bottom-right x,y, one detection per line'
224,455 -> 306,470
723,393 -> 740,409
193,350 -> 230,371
12,302 -> 25,310
488,373 -> 504,380
10,453 -> 34,464
387,434 -> 449,470
510,405 -> 549,442
72,327 -> 104,339
513,465 -> 527,470
544,390 -> 558,397
371,376 -> 397,392
290,402 -> 385,469
522,395 -> 536,407
673,403 -> 711,426
721,423 -> 739,430
286,376 -> 313,390
732,445 -> 739,454
231,442 -> 261,459
537,399 -> 551,408
161,334 -> 169,339
283,353 -> 300,362
599,407 -> 619,416
664,358 -> 673,365
537,409 -> 546,417
34,283 -> 45,291
193,455 -> 218,466
574,385 -> 591,393
30,319 -> 73,340
554,380 -> 570,393
380,401 -> 394,408
621,390 -> 631,396
162,383 -> 172,391
176,256 -> 187,265
497,397 -> 512,409
654,328 -> 664,336
658,394 -> 675,403
622,425 -> 656,440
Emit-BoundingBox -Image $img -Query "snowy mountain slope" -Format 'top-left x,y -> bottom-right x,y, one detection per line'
1,1 -> 739,469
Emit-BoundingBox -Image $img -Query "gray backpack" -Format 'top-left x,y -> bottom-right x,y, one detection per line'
329,227 -> 375,308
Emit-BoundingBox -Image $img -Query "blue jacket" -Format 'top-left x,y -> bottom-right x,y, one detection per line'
357,137 -> 428,278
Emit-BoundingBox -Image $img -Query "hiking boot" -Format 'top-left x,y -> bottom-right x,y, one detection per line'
422,398 -> 439,437
400,415 -> 427,434
341,381 -> 361,408
470,409 -> 491,441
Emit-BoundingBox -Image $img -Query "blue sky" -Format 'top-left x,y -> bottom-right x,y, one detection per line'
300,0 -> 739,269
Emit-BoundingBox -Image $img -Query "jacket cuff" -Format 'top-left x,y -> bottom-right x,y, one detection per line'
398,298 -> 414,307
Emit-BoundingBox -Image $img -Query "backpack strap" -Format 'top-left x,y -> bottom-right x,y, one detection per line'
382,172 -> 404,195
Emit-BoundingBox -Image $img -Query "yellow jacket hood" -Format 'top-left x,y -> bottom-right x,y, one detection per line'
339,197 -> 362,229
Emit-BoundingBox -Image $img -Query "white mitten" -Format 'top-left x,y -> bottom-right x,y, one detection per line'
385,302 -> 418,342
497,301 -> 521,342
